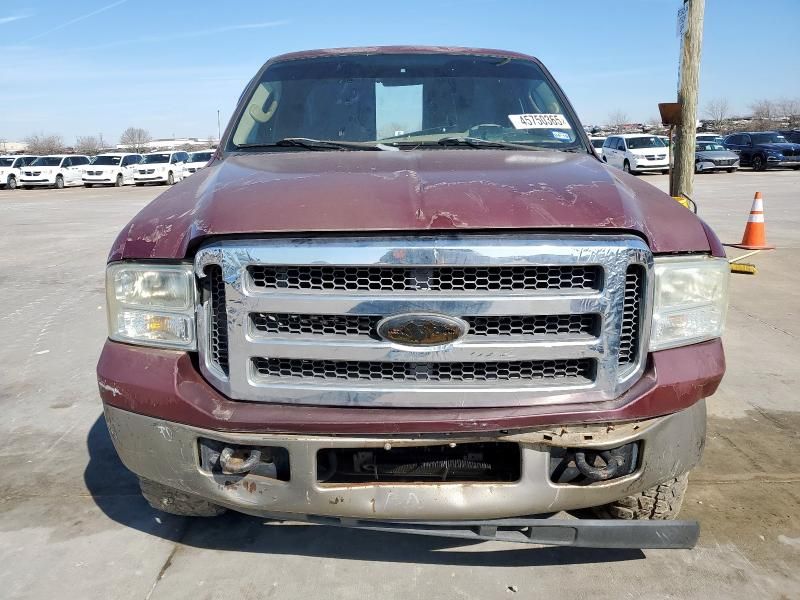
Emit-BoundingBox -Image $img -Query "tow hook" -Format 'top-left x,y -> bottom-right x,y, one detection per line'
219,447 -> 262,474
573,444 -> 638,482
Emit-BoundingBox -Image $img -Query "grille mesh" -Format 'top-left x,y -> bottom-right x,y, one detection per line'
619,266 -> 643,365
206,265 -> 229,375
252,357 -> 593,383
251,312 -> 597,338
248,265 -> 600,292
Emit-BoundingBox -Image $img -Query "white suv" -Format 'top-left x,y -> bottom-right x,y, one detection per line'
602,134 -> 670,175
134,151 -> 188,186
0,155 -> 38,190
20,155 -> 91,189
83,153 -> 143,187
184,150 -> 215,176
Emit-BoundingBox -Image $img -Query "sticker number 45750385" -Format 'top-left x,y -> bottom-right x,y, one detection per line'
508,113 -> 570,130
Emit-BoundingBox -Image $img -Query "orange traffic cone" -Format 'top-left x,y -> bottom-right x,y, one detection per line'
731,192 -> 774,250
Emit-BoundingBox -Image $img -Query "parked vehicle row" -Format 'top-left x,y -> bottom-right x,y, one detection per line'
0,150 -> 216,189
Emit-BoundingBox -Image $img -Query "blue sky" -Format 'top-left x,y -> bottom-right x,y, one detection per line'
1,0 -> 798,144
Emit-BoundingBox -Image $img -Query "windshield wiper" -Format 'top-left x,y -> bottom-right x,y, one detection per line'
436,137 -> 543,151
237,138 -> 394,151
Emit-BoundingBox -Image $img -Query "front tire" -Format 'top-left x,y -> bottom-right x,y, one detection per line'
6,176 -> 17,190
623,160 -> 636,175
167,171 -> 175,185
114,174 -> 123,187
54,175 -> 64,189
727,168 -> 737,173
751,154 -> 766,171
138,477 -> 226,517
590,474 -> 689,520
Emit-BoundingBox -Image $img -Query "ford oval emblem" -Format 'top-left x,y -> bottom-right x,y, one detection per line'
376,313 -> 468,347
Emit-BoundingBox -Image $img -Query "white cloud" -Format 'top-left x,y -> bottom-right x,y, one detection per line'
25,0 -> 128,41
0,14 -> 31,25
79,20 -> 291,50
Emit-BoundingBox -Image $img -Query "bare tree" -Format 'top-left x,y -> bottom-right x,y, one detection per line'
776,98 -> 800,128
749,100 -> 777,131
606,110 -> 629,132
119,127 -> 152,152
703,98 -> 730,129
74,135 -> 103,156
24,133 -> 64,155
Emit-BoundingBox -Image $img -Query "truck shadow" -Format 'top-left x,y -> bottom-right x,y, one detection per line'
84,415 -> 645,566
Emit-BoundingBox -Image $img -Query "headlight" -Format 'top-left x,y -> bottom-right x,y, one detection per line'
106,263 -> 196,349
649,256 -> 729,351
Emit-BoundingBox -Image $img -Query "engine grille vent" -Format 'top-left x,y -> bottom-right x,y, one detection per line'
252,357 -> 593,383
205,265 -> 229,375
251,312 -> 598,339
619,265 -> 643,366
248,264 -> 600,292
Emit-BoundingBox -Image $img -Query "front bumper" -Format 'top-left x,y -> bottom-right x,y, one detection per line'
19,178 -> 55,186
632,162 -> 669,171
134,173 -> 169,182
83,176 -> 115,183
104,399 -> 706,520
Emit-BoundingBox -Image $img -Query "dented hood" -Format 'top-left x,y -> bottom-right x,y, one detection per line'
110,149 -> 712,261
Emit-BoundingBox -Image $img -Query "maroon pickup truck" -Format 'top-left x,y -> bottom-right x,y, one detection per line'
98,46 -> 728,549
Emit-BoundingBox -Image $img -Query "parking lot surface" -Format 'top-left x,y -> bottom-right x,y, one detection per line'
0,171 -> 798,599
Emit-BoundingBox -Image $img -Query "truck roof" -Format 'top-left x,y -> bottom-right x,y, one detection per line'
267,46 -> 540,66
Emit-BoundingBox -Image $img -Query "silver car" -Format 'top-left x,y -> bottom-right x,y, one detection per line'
695,141 -> 739,173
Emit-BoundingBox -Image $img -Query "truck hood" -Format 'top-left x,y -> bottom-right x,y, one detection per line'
110,149 -> 714,261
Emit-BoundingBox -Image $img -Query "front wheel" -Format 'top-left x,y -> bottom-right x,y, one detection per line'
623,160 -> 637,175
167,171 -> 175,185
6,176 -> 16,190
590,474 -> 689,520
114,174 -> 123,187
54,175 -> 64,189
727,168 -> 737,173
751,154 -> 766,171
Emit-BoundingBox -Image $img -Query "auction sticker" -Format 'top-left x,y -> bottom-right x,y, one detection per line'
508,113 -> 570,129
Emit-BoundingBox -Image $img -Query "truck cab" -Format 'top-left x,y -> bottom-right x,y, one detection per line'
98,47 -> 728,548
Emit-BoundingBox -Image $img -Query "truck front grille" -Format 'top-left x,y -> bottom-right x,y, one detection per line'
196,235 -> 652,408
252,357 -> 593,383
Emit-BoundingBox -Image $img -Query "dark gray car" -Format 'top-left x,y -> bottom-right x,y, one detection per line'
695,141 -> 739,173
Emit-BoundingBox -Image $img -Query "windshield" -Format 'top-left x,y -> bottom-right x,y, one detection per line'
92,155 -> 123,166
697,142 -> 726,152
31,157 -> 62,167
752,133 -> 788,144
188,151 -> 213,163
0,158 -> 13,167
626,136 -> 666,150
229,53 -> 584,152
591,139 -> 605,148
141,154 -> 170,164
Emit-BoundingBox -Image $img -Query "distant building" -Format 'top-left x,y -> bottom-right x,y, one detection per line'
116,137 -> 218,151
0,141 -> 28,153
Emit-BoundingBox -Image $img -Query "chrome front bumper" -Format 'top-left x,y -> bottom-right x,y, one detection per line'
104,399 -> 706,520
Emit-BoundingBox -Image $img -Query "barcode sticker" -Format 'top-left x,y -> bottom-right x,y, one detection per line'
508,113 -> 570,130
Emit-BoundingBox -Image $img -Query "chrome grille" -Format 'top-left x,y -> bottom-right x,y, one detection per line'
196,235 -> 652,408
251,312 -> 597,339
248,264 -> 600,292
252,357 -> 593,383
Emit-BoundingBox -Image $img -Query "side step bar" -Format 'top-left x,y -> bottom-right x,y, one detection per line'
269,514 -> 699,549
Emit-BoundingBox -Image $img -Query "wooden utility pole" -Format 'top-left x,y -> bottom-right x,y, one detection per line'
671,0 -> 705,198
